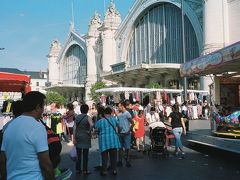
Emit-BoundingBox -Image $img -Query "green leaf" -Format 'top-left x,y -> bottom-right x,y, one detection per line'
88,81 -> 107,103
145,82 -> 161,89
46,91 -> 67,105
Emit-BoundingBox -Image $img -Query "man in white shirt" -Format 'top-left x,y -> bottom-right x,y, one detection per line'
0,91 -> 54,180
146,107 -> 160,125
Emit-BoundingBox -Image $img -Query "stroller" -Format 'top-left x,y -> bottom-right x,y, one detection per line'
148,126 -> 169,158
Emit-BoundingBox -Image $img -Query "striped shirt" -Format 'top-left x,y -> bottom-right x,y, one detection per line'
95,116 -> 120,153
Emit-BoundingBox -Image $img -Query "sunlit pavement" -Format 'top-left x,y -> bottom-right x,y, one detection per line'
59,126 -> 240,180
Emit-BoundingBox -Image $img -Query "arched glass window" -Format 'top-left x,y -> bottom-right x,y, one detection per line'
63,45 -> 87,84
127,3 -> 199,66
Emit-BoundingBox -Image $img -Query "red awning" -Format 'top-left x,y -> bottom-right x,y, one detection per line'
0,72 -> 31,93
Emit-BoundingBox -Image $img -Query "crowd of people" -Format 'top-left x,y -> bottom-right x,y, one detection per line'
0,91 -> 193,179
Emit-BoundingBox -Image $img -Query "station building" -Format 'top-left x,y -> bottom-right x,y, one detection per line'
47,0 -> 240,104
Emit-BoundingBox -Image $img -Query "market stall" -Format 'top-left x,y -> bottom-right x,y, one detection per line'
96,87 -> 208,106
0,72 -> 31,130
0,72 -> 31,93
180,41 -> 240,138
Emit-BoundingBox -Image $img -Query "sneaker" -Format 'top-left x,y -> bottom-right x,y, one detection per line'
181,152 -> 185,158
174,151 -> 179,157
82,171 -> 91,176
75,169 -> 82,174
126,161 -> 131,168
117,161 -> 123,167
100,171 -> 107,176
55,169 -> 72,180
67,141 -> 74,146
94,165 -> 102,171
112,170 -> 117,175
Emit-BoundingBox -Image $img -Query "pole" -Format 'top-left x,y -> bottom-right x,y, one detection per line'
181,0 -> 188,102
71,0 -> 75,27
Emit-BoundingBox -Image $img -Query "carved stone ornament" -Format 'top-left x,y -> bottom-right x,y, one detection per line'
141,0 -> 148,5
105,0 -> 120,18
90,12 -> 102,26
49,39 -> 61,57
51,39 -> 60,48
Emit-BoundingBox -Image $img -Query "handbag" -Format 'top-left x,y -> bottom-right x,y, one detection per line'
69,146 -> 77,162
104,117 -> 119,136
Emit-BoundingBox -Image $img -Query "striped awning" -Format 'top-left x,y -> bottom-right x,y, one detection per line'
180,41 -> 240,77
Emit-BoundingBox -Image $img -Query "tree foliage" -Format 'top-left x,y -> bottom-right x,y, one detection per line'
46,91 -> 67,105
89,81 -> 107,103
145,81 -> 161,89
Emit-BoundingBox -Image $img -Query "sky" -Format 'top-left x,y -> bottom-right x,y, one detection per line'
0,0 -> 135,71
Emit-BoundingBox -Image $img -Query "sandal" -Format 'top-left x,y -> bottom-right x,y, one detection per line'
112,170 -> 117,175
82,171 -> 91,175
100,171 -> 107,176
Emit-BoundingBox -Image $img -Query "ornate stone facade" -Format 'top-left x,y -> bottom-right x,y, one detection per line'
47,0 -> 240,104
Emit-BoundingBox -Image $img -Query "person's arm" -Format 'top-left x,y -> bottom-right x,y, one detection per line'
127,113 -> 135,132
145,114 -> 150,125
73,120 -> 77,145
155,113 -> 160,122
38,151 -> 55,180
168,116 -> 172,124
0,151 -> 7,180
181,117 -> 186,135
88,116 -> 93,127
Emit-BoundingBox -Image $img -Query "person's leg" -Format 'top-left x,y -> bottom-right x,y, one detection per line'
172,128 -> 182,153
140,137 -> 145,151
101,150 -> 108,174
136,138 -> 140,151
109,148 -> 117,174
76,148 -> 82,173
118,148 -> 123,166
118,135 -> 124,166
124,133 -> 132,167
82,149 -> 90,173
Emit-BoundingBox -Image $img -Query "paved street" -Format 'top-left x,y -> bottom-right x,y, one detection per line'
59,121 -> 240,180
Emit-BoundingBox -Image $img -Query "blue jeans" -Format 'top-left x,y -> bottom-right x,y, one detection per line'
119,133 -> 131,149
172,127 -> 183,148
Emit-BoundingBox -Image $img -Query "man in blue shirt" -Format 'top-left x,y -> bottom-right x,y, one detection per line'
0,91 -> 55,180
117,101 -> 134,167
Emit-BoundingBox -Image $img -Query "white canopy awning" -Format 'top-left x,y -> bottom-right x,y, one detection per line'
95,87 -> 208,94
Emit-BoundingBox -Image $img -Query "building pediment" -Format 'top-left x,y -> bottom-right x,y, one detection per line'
57,30 -> 87,64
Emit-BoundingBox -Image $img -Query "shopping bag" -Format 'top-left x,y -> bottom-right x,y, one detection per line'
69,146 -> 77,161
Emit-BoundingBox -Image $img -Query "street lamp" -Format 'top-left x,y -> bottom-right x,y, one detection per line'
181,0 -> 188,102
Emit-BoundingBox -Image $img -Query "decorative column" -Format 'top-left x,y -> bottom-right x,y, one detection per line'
203,0 -> 227,54
201,0 -> 228,100
47,40 -> 61,86
100,1 -> 121,73
85,12 -> 102,105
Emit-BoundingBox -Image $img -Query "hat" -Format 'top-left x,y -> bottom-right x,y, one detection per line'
139,106 -> 144,111
72,101 -> 78,106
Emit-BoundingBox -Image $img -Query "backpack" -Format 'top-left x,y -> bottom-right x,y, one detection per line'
40,120 -> 61,145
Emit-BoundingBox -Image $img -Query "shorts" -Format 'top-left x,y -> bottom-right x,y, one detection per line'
119,133 -> 131,149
